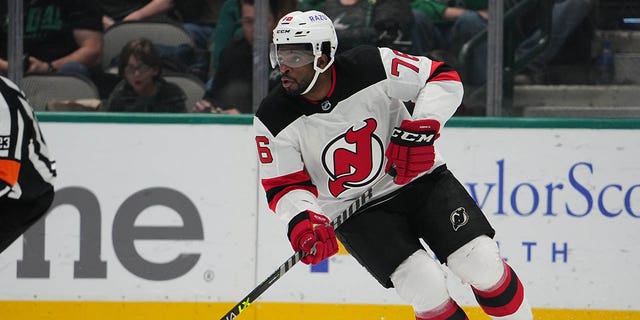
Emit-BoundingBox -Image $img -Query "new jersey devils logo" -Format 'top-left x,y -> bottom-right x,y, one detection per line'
450,207 -> 469,231
322,118 -> 384,197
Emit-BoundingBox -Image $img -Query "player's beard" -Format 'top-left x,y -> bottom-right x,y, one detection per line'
282,73 -> 313,96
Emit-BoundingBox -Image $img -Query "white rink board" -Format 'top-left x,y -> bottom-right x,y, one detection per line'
0,121 -> 638,311
0,122 -> 260,302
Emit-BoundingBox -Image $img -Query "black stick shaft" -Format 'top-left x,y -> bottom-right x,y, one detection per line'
218,170 -> 394,320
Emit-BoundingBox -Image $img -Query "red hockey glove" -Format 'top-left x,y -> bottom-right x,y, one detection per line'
385,119 -> 441,185
287,210 -> 338,265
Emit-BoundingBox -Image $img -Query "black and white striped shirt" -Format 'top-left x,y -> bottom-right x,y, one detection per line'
0,76 -> 56,201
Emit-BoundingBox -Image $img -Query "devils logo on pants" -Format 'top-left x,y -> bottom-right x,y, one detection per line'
450,207 -> 469,231
323,118 -> 384,197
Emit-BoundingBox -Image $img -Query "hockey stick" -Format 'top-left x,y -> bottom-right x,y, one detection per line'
219,169 -> 395,320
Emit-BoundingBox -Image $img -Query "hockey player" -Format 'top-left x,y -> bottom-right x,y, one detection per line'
0,76 -> 57,254
254,10 -> 533,320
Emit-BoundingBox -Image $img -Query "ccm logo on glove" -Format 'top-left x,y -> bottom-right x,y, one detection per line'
287,210 -> 339,265
385,119 -> 441,185
391,128 -> 437,145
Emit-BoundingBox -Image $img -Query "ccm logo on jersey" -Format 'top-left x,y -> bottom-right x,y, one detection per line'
0,135 -> 10,150
390,128 -> 437,146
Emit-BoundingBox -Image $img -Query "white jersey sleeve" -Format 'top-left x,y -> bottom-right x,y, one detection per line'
378,47 -> 463,126
254,116 -> 323,223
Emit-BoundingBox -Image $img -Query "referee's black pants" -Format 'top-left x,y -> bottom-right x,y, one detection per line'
0,188 -> 55,254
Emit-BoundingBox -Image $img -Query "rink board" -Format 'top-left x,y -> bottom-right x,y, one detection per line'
0,114 -> 638,319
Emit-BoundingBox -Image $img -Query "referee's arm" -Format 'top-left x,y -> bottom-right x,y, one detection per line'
0,156 -> 20,198
0,179 -> 10,198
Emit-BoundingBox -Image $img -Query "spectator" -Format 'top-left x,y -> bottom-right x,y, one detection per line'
0,76 -> 57,254
100,0 -> 224,50
98,0 -> 175,30
515,0 -> 594,83
193,0 -> 285,113
105,38 -> 187,112
210,0 -> 296,72
98,0 -> 218,83
301,0 -> 416,54
173,0 -> 225,51
210,0 -> 243,72
0,0 -> 103,79
411,0 -> 594,85
168,0 -> 226,83
300,0 -> 378,53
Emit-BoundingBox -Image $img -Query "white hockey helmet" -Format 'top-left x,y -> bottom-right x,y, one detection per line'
271,10 -> 338,95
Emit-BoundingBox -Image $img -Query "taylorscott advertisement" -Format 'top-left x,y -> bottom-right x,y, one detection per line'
0,122 -> 638,312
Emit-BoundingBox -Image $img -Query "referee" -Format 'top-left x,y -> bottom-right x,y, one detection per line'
0,76 -> 56,254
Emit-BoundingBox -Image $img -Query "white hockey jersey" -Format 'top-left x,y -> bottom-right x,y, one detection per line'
254,46 -> 463,224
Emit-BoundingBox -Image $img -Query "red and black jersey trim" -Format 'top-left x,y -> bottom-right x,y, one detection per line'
301,66 -> 337,105
427,60 -> 461,83
255,87 -> 306,137
261,170 -> 319,212
472,262 -> 525,317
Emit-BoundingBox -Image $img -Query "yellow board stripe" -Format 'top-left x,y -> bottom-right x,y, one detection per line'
337,239 -> 348,254
0,301 -> 639,320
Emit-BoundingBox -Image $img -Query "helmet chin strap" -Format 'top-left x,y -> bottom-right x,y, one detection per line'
301,56 -> 332,96
301,69 -> 320,96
